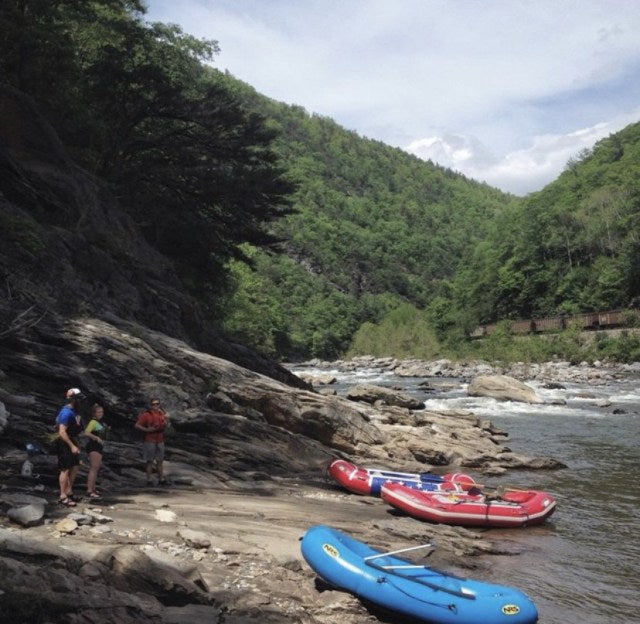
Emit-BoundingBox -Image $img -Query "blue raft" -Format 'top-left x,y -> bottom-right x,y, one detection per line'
300,525 -> 538,624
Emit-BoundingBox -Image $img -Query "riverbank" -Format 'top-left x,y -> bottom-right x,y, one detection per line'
1,469 -> 519,624
1,316 -> 567,623
288,356 -> 640,385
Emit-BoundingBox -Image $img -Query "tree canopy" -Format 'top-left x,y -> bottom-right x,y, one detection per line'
0,0 -> 292,301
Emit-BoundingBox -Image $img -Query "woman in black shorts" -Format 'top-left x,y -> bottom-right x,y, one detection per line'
84,404 -> 107,498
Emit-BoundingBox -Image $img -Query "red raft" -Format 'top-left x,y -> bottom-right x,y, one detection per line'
327,459 -> 475,496
381,482 -> 556,528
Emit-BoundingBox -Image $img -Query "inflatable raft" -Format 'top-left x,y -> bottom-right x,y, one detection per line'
381,483 -> 556,527
301,525 -> 538,624
327,458 -> 475,496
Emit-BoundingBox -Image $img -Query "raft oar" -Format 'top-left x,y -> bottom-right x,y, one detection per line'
364,542 -> 477,600
451,482 -> 533,495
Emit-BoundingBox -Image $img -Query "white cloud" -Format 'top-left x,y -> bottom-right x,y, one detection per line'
146,0 -> 640,193
406,108 -> 640,195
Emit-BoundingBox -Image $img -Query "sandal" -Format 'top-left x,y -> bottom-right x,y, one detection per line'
58,497 -> 77,507
87,491 -> 101,499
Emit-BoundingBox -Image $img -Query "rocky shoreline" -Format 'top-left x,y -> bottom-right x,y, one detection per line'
289,355 -> 640,385
0,319 -> 578,623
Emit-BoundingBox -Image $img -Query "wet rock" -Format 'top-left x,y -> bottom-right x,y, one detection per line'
316,387 -> 337,396
468,375 -> 543,404
548,398 -> 567,406
296,373 -> 337,386
574,391 -> 597,399
346,384 -> 424,409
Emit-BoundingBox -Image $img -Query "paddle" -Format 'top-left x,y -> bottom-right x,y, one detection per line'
453,483 -> 532,495
364,544 -> 477,600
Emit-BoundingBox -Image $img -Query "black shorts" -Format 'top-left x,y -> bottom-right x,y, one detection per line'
86,440 -> 103,455
57,441 -> 81,471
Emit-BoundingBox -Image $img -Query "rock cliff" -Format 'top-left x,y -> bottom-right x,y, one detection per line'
0,83 -> 305,389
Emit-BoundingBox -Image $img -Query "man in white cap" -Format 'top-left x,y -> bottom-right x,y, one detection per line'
56,388 -> 85,506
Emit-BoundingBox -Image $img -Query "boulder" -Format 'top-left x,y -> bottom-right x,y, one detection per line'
0,493 -> 48,508
468,375 -> 542,404
346,384 -> 424,410
296,373 -> 337,386
177,528 -> 211,549
6,503 -> 45,527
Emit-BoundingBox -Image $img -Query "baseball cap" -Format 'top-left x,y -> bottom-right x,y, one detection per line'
66,388 -> 86,399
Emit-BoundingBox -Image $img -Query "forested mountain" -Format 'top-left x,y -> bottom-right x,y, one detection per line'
219,78 -> 512,357
2,1 -> 638,364
440,124 -> 640,335
222,86 -> 640,359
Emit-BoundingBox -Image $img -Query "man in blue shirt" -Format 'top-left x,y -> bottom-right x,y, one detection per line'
56,388 -> 85,506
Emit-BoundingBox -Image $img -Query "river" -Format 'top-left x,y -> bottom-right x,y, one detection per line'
290,365 -> 640,624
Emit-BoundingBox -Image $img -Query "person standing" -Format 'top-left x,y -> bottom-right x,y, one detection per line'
84,403 -> 108,498
135,398 -> 168,486
56,388 -> 85,506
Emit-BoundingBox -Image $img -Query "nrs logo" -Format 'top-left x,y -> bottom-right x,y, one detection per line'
501,604 -> 520,615
322,543 -> 339,558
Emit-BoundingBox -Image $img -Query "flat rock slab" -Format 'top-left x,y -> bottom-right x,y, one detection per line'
346,384 -> 424,409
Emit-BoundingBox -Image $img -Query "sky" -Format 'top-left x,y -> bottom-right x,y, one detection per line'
144,0 -> 640,195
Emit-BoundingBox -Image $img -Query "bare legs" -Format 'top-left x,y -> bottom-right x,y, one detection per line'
59,469 -> 70,500
87,451 -> 102,493
145,460 -> 164,482
58,464 -> 80,502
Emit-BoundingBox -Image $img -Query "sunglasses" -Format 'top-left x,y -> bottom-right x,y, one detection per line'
151,402 -> 161,406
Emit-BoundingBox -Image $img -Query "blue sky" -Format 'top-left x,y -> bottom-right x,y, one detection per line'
144,1 -> 640,195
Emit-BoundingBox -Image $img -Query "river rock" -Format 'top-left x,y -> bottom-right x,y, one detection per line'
155,509 -> 178,523
296,373 -> 337,386
468,375 -> 543,404
7,503 -> 45,527
177,528 -> 211,549
0,493 -> 48,508
55,518 -> 79,534
68,512 -> 95,526
346,384 -> 424,409
83,508 -> 114,523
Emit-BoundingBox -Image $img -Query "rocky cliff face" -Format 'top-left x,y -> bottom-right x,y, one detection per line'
0,83 -> 306,389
